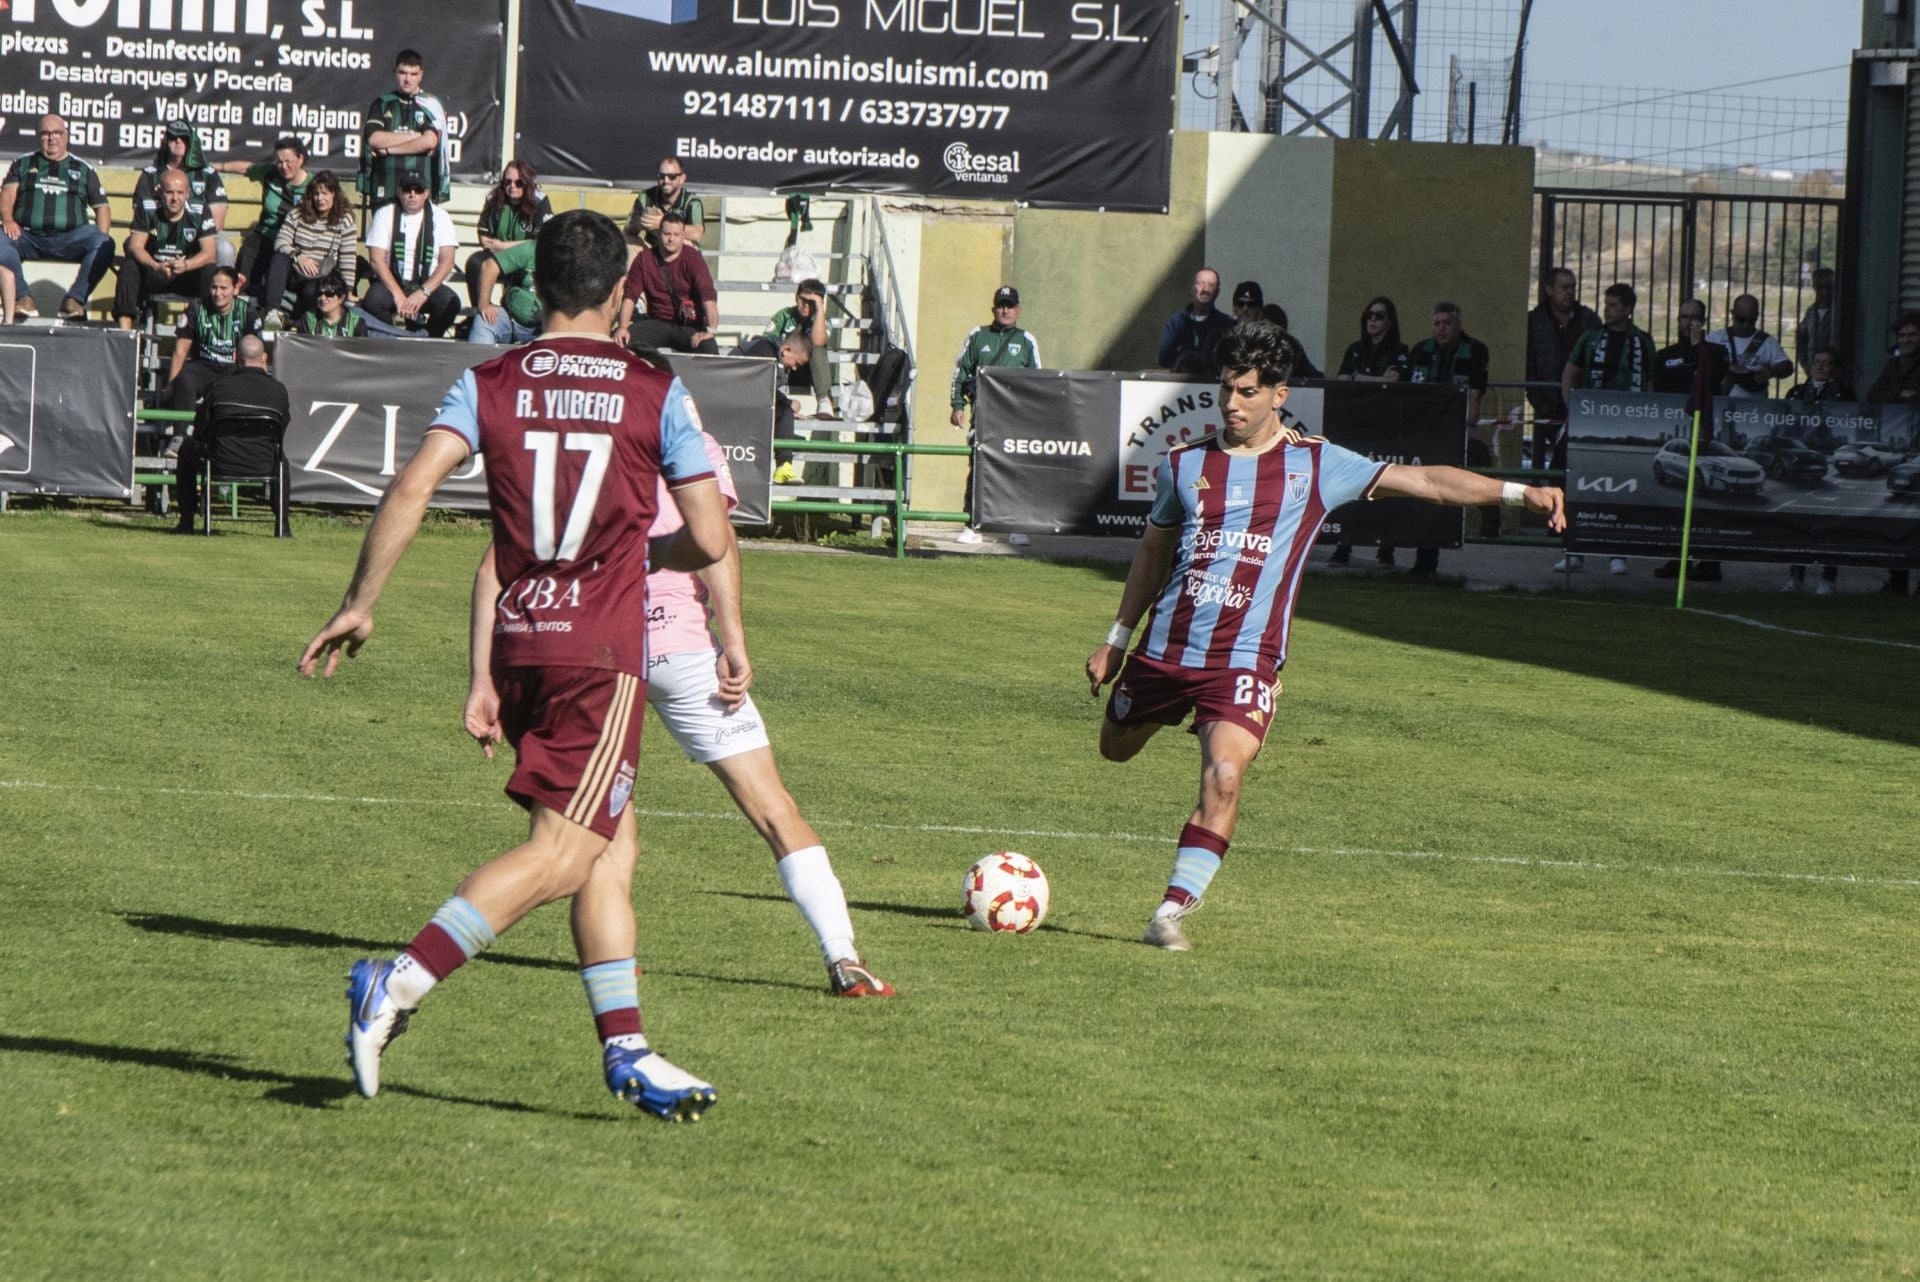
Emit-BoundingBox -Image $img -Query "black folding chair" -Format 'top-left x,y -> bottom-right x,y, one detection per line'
199,413 -> 292,538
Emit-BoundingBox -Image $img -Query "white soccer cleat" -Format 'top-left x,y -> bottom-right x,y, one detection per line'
604,1046 -> 718,1123
1143,900 -> 1199,952
345,959 -> 412,1098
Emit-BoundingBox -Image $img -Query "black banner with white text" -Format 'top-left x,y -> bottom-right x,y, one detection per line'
972,370 -> 1465,544
517,0 -> 1176,209
0,326 -> 137,499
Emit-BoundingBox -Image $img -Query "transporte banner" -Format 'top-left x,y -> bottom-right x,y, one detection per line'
275,335 -> 774,521
0,0 -> 503,175
517,0 -> 1177,210
1565,390 -> 1920,566
971,370 -> 1465,544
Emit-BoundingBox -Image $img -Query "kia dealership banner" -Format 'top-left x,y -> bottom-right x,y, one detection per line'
274,336 -> 774,521
1565,390 -> 1920,565
972,370 -> 1465,543
0,0 -> 503,174
0,326 -> 138,499
518,0 -> 1177,210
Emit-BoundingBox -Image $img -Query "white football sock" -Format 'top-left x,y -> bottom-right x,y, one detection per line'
777,845 -> 858,964
387,952 -> 437,1008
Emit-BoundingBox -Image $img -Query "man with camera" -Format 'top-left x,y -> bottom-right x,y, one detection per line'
613,211 -> 718,355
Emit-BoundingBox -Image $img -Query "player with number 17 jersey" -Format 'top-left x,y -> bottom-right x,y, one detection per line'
426,337 -> 716,677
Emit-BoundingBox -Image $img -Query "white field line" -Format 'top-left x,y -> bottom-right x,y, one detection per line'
5,778 -> 1914,891
1519,592 -> 1920,652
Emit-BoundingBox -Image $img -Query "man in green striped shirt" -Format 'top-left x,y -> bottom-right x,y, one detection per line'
0,114 -> 115,320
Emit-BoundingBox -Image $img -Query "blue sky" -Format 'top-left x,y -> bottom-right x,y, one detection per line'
1526,1 -> 1855,100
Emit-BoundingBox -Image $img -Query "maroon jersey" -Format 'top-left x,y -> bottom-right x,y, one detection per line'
427,337 -> 716,674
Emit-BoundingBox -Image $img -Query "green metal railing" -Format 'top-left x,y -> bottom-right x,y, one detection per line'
769,437 -> 971,558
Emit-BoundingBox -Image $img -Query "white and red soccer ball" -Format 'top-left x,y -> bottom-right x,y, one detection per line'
961,852 -> 1050,934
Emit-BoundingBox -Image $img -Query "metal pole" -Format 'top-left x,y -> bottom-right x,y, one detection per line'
1350,0 -> 1374,139
1216,0 -> 1242,132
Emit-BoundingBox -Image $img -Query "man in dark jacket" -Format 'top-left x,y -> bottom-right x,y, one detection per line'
1525,267 -> 1601,470
173,335 -> 291,534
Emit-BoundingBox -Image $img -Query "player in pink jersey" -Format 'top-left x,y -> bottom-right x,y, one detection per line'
299,211 -> 735,1121
463,427 -> 894,998
1086,321 -> 1566,951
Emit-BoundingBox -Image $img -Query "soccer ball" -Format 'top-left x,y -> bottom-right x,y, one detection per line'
961,852 -> 1050,934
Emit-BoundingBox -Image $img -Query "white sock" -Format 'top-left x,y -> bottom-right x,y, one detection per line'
777,845 -> 858,964
387,952 -> 437,1008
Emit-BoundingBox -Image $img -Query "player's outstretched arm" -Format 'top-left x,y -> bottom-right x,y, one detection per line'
298,430 -> 471,677
465,542 -> 505,758
696,542 -> 753,712
1086,522 -> 1179,696
650,478 -> 732,573
1375,463 -> 1566,533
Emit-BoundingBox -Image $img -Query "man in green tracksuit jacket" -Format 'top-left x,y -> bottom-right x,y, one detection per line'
950,285 -> 1042,543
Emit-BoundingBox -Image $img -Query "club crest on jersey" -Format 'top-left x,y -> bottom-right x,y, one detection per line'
1287,472 -> 1311,503
1226,483 -> 1249,509
609,760 -> 636,818
1112,684 -> 1133,719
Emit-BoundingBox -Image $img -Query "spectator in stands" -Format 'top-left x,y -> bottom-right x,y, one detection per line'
112,169 -> 217,330
361,174 -> 460,338
1398,301 -> 1492,574
769,277 -> 834,418
1647,300 -> 1729,583
1261,303 -> 1324,380
294,273 -> 367,338
950,284 -> 1043,545
267,171 -> 358,328
1231,280 -> 1264,323
163,266 -> 262,439
1796,267 -> 1836,377
732,330 -> 814,436
1328,296 -> 1407,567
614,211 -> 718,354
1709,294 -> 1792,398
133,121 -> 230,268
171,335 -> 290,534
467,161 -> 551,309
0,114 -> 115,320
214,136 -> 312,300
626,157 -> 706,249
1786,348 -> 1854,402
469,241 -> 540,345
1158,268 -> 1233,377
1554,282 -> 1654,575
1866,312 -> 1920,598
359,49 -> 448,210
1524,267 -> 1601,471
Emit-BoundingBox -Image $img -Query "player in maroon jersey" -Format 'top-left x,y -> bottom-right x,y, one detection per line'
298,210 -> 735,1121
1086,322 -> 1565,951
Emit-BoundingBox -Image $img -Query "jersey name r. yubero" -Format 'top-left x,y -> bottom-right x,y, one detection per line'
428,337 -> 715,675
1142,432 -> 1386,675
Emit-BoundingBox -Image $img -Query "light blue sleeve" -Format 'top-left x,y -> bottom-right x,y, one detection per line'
1317,440 -> 1388,508
1147,454 -> 1183,528
659,378 -> 718,483
428,369 -> 481,453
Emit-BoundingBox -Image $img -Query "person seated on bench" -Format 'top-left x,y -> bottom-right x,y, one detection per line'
162,266 -> 262,448
173,335 -> 290,534
113,169 -> 217,330
613,211 -> 718,355
0,113 -> 115,320
293,272 -> 366,338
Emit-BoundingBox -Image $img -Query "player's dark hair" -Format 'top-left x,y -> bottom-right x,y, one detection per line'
1606,282 -> 1636,309
797,278 -> 826,298
535,210 -> 627,316
394,49 -> 424,70
210,265 -> 240,287
1214,320 -> 1295,388
273,135 -> 308,159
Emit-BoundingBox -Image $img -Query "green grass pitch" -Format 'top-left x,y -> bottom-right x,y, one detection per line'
2,510 -> 1917,1280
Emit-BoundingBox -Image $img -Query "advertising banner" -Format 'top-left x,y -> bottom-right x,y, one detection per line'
0,1 -> 503,175
1564,391 -> 1920,565
275,336 -> 774,520
518,0 -> 1177,210
973,370 -> 1464,543
0,326 -> 137,499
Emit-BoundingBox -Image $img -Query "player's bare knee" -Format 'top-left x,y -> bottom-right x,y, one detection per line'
1201,758 -> 1243,804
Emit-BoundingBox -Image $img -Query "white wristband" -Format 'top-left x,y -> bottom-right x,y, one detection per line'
1501,481 -> 1527,507
1105,621 -> 1132,649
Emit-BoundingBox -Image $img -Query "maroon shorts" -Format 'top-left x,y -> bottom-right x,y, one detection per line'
1105,651 -> 1281,743
496,666 -> 645,839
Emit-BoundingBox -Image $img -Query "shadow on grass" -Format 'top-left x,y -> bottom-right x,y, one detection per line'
116,911 -> 574,972
0,1033 -> 609,1119
701,889 -> 958,923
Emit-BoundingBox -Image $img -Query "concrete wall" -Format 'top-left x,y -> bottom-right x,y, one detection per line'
1203,135 -> 1336,372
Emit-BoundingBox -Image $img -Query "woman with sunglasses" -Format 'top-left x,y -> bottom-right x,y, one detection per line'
1328,297 -> 1409,567
268,170 -> 358,327
294,271 -> 367,338
467,161 -> 551,309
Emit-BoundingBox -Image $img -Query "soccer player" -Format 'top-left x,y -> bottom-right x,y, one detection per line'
298,210 -> 735,1121
462,427 -> 895,999
1085,321 -> 1566,952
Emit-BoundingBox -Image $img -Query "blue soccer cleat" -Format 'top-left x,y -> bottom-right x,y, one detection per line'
345,958 -> 412,1098
604,1045 -> 717,1123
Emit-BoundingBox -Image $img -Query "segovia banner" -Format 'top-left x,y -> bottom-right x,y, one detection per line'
0,0 -> 503,176
517,0 -> 1178,210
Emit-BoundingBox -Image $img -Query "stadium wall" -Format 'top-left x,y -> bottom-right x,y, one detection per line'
1202,134 -> 1336,376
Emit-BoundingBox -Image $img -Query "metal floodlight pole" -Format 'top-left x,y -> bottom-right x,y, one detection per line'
1350,0 -> 1375,138
1217,0 -> 1243,132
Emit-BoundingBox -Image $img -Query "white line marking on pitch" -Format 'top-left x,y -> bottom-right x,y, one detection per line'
1518,593 -> 1920,652
5,778 -> 1914,892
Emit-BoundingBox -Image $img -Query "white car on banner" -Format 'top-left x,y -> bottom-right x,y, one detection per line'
1650,438 -> 1766,494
